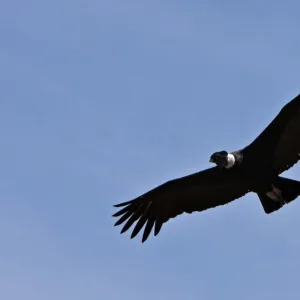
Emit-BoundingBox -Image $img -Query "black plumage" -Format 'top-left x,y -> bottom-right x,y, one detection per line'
113,94 -> 300,242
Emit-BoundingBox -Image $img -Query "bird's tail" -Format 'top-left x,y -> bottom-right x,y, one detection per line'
258,177 -> 300,214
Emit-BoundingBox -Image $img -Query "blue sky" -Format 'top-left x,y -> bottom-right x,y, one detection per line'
1,0 -> 300,299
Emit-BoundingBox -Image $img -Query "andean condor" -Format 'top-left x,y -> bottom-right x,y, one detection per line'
113,94 -> 300,242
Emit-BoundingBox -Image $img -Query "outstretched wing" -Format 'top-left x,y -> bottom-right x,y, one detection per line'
245,94 -> 300,174
113,167 -> 250,242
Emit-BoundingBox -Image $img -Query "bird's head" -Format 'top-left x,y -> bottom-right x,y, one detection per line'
209,151 -> 235,168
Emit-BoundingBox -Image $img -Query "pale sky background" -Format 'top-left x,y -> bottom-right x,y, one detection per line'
1,1 -> 300,299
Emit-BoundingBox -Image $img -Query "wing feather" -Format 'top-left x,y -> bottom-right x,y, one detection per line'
113,167 -> 249,242
245,94 -> 300,174
272,106 -> 300,173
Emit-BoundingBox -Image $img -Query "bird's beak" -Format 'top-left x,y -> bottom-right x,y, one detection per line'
209,158 -> 213,163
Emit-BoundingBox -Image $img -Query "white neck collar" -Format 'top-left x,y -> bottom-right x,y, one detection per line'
225,153 -> 235,169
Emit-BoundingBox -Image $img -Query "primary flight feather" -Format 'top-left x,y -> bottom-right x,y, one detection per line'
113,94 -> 300,242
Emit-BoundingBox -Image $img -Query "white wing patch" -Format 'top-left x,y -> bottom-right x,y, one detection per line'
225,153 -> 236,169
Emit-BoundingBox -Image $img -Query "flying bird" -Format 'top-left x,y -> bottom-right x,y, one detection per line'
113,94 -> 300,242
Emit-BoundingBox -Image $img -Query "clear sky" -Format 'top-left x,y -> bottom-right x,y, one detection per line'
1,0 -> 300,299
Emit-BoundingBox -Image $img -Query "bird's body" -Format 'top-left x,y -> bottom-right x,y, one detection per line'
113,94 -> 300,242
